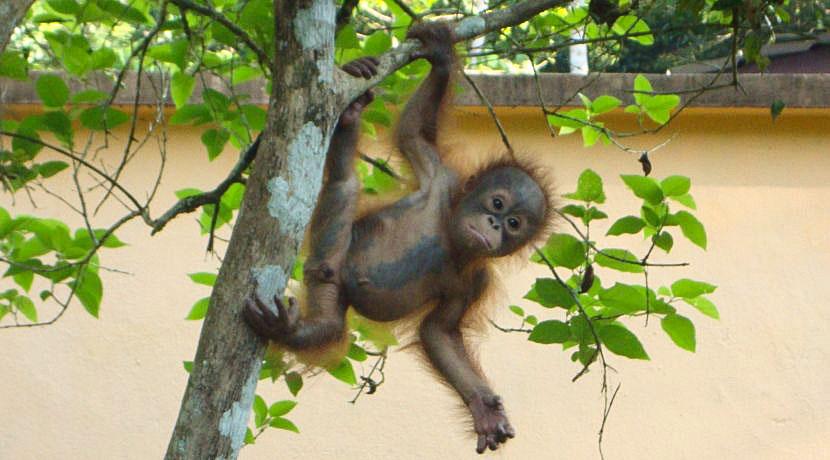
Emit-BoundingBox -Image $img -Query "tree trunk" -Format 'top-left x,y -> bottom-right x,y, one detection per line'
163,1 -> 566,457
164,1 -> 339,458
0,0 -> 33,54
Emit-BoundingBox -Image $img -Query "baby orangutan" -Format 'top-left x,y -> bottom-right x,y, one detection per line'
245,23 -> 552,454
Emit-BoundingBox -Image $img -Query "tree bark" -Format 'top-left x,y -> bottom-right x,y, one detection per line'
0,0 -> 33,54
164,1 -> 339,458
164,1 -> 569,458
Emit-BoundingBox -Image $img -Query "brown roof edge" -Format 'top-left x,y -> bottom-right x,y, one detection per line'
456,73 -> 830,109
1,72 -> 828,109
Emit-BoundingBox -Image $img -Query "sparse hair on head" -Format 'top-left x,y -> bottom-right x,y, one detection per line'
453,152 -> 558,251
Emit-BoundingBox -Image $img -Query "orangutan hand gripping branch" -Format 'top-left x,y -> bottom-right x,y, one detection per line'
244,23 -> 554,454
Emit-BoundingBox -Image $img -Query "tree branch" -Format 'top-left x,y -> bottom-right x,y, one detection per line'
339,0 -> 570,105
168,0 -> 271,69
336,0 -> 360,34
0,0 -> 34,54
149,136 -> 259,235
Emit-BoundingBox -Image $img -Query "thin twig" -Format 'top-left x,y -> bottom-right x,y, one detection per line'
169,0 -> 271,69
555,210 -> 689,268
336,0 -> 360,33
150,136 -> 259,234
0,131 -> 144,211
462,71 -> 514,158
390,0 -> 418,20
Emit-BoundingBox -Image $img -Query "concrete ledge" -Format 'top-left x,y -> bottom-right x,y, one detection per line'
1,72 -> 828,109
456,73 -> 830,108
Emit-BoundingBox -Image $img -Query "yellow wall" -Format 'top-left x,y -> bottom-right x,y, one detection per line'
1,106 -> 829,459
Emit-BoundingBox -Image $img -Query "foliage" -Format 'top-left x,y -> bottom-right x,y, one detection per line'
3,0 -> 815,449
524,168 -> 717,367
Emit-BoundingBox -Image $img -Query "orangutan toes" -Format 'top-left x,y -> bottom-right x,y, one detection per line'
470,394 -> 515,453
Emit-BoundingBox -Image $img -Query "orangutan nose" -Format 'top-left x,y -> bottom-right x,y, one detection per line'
487,215 -> 500,230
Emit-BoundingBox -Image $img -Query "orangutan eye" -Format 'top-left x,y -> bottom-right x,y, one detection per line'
507,217 -> 520,229
492,197 -> 503,210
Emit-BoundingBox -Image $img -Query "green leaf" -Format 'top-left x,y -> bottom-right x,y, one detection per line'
201,128 -> 230,161
581,126 -> 603,147
538,233 -> 585,269
661,314 -> 696,352
606,216 -> 645,236
17,238 -> 50,260
577,92 -> 592,109
188,272 -> 217,287
347,343 -> 368,362
252,395 -> 267,427
147,39 -> 188,70
621,175 -> 663,205
560,204 -> 585,219
38,161 -> 70,178
525,278 -> 574,309
364,31 -> 392,55
660,176 -> 691,197
671,279 -> 716,299
71,228 -> 126,250
182,361 -> 193,373
174,187 -> 202,199
202,89 -> 230,115
169,104 -> 212,125
385,0 -> 413,41
285,371 -> 303,396
598,324 -> 649,359
74,269 -> 103,318
643,95 -> 680,112
591,95 -> 621,114
186,297 -> 210,320
612,15 -> 654,45
13,122 -> 42,159
41,111 -> 73,146
79,106 -> 129,131
96,0 -> 149,24
641,205 -> 661,227
14,296 -> 38,322
336,24 -> 360,49
270,417 -> 300,433
268,400 -> 297,417
563,169 -> 605,204
633,74 -> 653,105
652,231 -> 673,252
547,108 -> 588,130
670,193 -> 697,210
36,74 -> 70,107
327,358 -> 357,385
683,296 -> 720,320
0,208 -> 11,234
771,100 -> 785,122
528,320 -> 571,344
595,249 -> 644,274
0,51 -> 29,80
643,108 -> 671,125
71,89 -> 109,104
47,0 -> 81,15
230,66 -> 262,86
291,257 -> 305,282
598,283 -> 646,313
62,39 -> 92,76
509,305 -> 525,317
674,211 -> 707,249
13,271 -> 34,292
171,72 -> 195,108
91,47 -> 117,70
